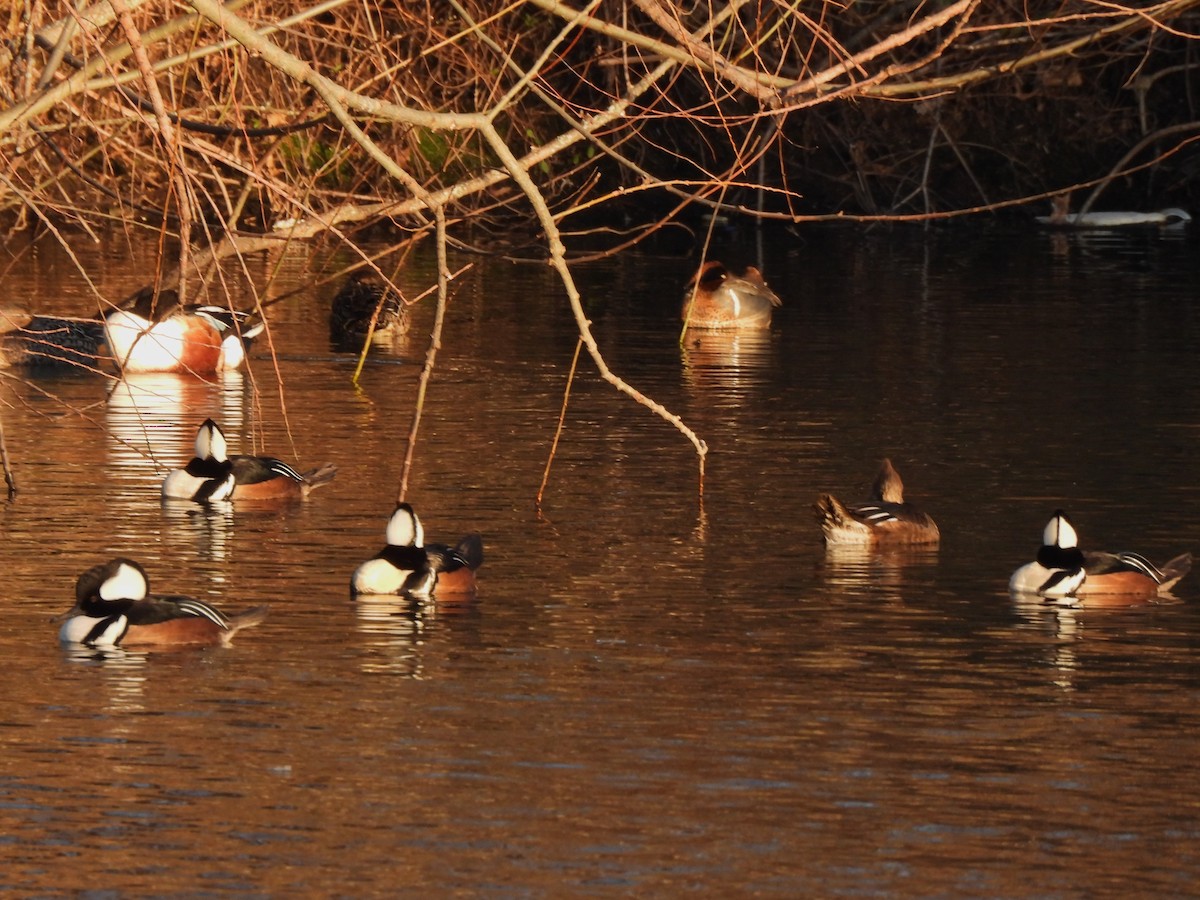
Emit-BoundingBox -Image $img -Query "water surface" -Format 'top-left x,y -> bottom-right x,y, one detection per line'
2,224 -> 1200,894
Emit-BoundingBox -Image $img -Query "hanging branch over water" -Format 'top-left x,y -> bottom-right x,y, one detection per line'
396,205 -> 451,506
0,0 -> 1198,490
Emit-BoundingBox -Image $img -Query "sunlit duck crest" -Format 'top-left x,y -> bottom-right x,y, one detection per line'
682,261 -> 782,330
162,419 -> 337,502
103,288 -> 262,375
329,277 -> 409,347
58,557 -> 268,648
351,503 -> 484,599
161,418 -> 237,501
1008,510 -> 1087,599
813,459 -> 940,546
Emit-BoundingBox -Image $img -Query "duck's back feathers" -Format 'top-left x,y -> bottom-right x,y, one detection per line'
447,534 -> 484,572
61,557 -> 268,647
814,493 -> 873,544
814,459 -> 939,546
228,456 -> 337,500
0,315 -> 104,369
682,261 -> 782,330
330,278 -> 408,346
1079,550 -> 1192,596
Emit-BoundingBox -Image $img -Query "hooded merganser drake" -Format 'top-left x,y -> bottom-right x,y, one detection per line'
351,503 -> 484,598
814,459 -> 940,546
162,419 -> 337,502
1009,510 -> 1088,598
58,557 -> 268,648
161,418 -> 237,501
103,288 -> 262,375
682,261 -> 782,330
329,277 -> 408,348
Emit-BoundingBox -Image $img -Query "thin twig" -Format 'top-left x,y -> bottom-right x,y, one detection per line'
536,336 -> 583,512
0,408 -> 16,499
397,206 -> 451,504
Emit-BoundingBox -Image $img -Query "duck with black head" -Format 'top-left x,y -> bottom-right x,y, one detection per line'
351,503 -> 484,599
1009,510 -> 1088,599
58,557 -> 268,648
162,419 -> 336,502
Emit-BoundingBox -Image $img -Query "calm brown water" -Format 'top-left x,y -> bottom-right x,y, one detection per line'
3,225 -> 1200,895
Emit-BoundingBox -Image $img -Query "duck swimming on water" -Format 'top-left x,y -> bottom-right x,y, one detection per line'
682,261 -> 782,330
814,459 -> 940,547
162,419 -> 337,502
58,557 -> 267,648
103,288 -> 262,375
351,503 -> 483,599
1010,510 -> 1191,601
329,277 -> 409,348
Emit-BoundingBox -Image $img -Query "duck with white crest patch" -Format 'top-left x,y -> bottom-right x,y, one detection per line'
162,419 -> 336,502
1009,510 -> 1087,598
351,503 -> 483,599
58,558 -> 267,648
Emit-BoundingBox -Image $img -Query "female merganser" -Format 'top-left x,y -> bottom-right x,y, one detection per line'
814,459 -> 940,546
329,277 -> 408,348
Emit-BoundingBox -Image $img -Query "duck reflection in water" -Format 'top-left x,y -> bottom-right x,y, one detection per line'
355,595 -> 428,678
818,542 -> 940,601
60,643 -> 151,713
107,372 -> 239,503
160,499 -> 236,563
680,328 -> 776,393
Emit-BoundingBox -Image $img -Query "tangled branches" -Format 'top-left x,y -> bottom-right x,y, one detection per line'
0,1 -> 1197,481
0,1 -> 1196,254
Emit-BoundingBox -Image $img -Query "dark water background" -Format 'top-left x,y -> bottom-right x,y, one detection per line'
2,223 -> 1199,895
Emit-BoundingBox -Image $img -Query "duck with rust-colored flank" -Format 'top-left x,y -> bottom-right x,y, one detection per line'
329,276 -> 409,348
162,419 -> 337,502
351,503 -> 484,599
103,287 -> 262,375
1010,510 -> 1192,601
1080,548 -> 1192,599
682,261 -> 782,330
58,558 -> 267,648
814,459 -> 940,547
1009,510 -> 1088,599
